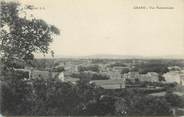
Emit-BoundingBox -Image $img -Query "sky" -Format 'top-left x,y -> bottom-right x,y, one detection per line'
14,0 -> 184,58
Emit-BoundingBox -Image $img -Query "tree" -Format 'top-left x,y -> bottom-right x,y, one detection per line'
78,65 -> 100,73
126,95 -> 172,116
121,68 -> 129,74
0,1 -> 60,116
0,1 -> 60,68
51,50 -> 55,58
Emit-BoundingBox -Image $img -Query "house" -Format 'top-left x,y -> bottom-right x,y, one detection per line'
100,71 -> 122,79
179,74 -> 184,85
123,72 -> 139,82
123,72 -> 159,83
106,71 -> 123,79
163,71 -> 184,85
139,72 -> 159,82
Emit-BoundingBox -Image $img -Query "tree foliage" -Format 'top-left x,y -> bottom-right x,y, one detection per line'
121,68 -> 130,74
133,62 -> 169,74
71,72 -> 110,80
1,71 -> 33,115
1,75 -> 180,116
0,1 -> 60,68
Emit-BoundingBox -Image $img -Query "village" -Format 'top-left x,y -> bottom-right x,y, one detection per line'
15,58 -> 184,92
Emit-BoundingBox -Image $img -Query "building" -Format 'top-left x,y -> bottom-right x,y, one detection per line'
163,71 -> 184,85
58,71 -> 65,81
105,71 -> 123,79
139,72 -> 159,82
123,72 -> 159,82
180,74 -> 184,85
123,72 -> 139,82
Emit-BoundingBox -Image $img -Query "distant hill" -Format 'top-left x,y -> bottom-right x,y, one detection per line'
82,54 -> 184,60
84,54 -> 143,59
36,54 -> 184,60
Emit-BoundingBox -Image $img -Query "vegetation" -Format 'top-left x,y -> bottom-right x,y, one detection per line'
52,66 -> 65,72
1,1 -> 184,117
133,62 -> 169,74
109,62 -> 127,67
165,91 -> 184,108
121,68 -> 130,74
78,65 -> 100,72
2,74 -> 182,116
0,1 -> 60,69
71,72 -> 110,80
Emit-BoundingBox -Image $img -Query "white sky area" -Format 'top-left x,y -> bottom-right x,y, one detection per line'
7,0 -> 184,58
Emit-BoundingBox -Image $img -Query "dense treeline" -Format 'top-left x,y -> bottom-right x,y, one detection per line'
132,62 -> 169,74
71,72 -> 110,80
109,62 -> 127,67
78,65 -> 100,72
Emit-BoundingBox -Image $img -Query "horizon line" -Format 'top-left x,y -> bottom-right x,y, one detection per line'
35,54 -> 184,59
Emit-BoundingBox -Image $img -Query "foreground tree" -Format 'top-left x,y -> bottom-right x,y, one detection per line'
0,1 -> 60,68
0,1 -> 60,115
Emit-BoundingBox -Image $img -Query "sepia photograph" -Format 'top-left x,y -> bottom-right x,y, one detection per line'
0,0 -> 184,116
